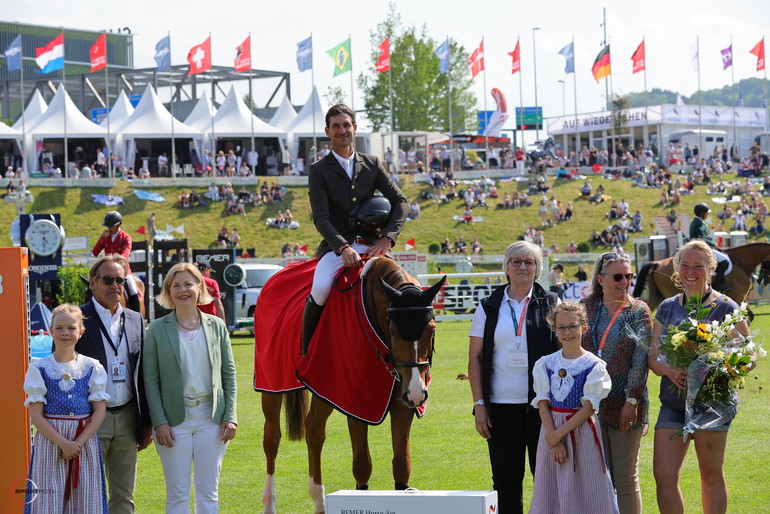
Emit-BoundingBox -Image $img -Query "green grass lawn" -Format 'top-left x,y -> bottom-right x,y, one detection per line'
2,171 -> 766,258
134,308 -> 770,513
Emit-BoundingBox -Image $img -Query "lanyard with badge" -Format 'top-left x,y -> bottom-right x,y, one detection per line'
96,313 -> 127,383
591,299 -> 626,359
507,297 -> 529,369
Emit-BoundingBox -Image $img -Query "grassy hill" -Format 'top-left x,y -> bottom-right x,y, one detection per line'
1,171 -> 763,260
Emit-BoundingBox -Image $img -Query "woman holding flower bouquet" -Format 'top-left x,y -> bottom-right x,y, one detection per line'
649,240 -> 751,514
581,252 -> 651,514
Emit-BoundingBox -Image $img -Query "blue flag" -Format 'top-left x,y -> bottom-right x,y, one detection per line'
5,34 -> 22,72
558,42 -> 574,74
435,39 -> 449,74
296,36 -> 312,72
154,36 -> 171,72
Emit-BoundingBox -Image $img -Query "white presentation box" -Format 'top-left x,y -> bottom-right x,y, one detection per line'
325,489 -> 498,514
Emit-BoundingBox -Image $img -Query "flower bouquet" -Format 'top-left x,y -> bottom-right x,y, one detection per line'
659,297 -> 765,437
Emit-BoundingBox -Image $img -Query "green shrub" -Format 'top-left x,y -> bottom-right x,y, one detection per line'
56,265 -> 89,306
577,242 -> 591,253
428,242 -> 440,254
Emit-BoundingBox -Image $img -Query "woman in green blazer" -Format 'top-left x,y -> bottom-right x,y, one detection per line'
143,262 -> 237,513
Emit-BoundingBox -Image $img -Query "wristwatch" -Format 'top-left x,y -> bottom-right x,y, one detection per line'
474,399 -> 485,406
625,398 -> 639,406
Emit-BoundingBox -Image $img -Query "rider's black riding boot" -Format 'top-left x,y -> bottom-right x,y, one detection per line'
713,260 -> 729,292
126,292 -> 142,313
301,295 -> 324,356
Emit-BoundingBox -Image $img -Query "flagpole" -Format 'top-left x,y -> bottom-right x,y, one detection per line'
731,35 -> 737,160
642,36 -> 648,156
763,36 -> 768,133
310,33 -> 317,162
388,35 -> 395,170
19,34 -> 27,178
697,36 -> 703,158
104,31 -> 112,178
517,36 -> 524,161
62,30 -> 68,178
169,31 -> 176,177
532,28 -> 541,143
348,33 -> 355,112
447,37 -> 454,173
602,7 -> 609,109
248,33 -> 255,170
209,33 -> 216,166
482,37 -> 489,169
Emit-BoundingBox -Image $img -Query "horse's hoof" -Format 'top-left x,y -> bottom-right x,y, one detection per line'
356,483 -> 369,490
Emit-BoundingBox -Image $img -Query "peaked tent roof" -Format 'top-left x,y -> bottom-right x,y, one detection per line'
0,119 -> 22,139
27,84 -> 107,138
199,86 -> 285,137
183,91 -> 217,131
119,85 -> 201,138
13,90 -> 48,131
269,94 -> 298,131
100,90 -> 135,130
285,86 -> 328,137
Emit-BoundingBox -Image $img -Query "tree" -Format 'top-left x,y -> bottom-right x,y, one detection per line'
357,2 -> 477,133
324,86 -> 346,107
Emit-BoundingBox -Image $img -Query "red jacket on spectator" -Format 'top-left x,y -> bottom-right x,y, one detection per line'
92,229 -> 133,273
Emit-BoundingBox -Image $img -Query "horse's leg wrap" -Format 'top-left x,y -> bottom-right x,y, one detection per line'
308,477 -> 325,514
126,292 -> 142,312
395,481 -> 409,490
714,260 -> 729,291
262,474 -> 277,514
302,295 -> 324,355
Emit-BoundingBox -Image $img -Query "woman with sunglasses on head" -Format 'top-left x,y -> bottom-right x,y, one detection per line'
580,252 -> 652,514
468,241 -> 560,513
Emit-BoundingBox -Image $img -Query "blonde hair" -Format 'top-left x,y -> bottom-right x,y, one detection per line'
51,304 -> 85,329
546,301 -> 587,330
671,239 -> 717,289
156,263 -> 213,309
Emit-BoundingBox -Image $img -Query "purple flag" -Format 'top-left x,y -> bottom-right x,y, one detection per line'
721,44 -> 733,69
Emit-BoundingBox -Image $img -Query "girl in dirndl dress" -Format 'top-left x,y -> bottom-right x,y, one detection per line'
529,302 -> 618,514
23,304 -> 109,514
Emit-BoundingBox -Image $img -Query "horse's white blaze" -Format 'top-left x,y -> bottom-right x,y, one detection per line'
406,341 -> 426,405
308,476 -> 325,514
361,256 -> 380,277
262,474 -> 277,514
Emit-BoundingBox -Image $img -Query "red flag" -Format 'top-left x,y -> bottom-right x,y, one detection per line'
750,38 -> 765,71
376,37 -> 390,72
631,40 -> 645,74
508,41 -> 520,75
300,245 -> 308,252
187,37 -> 212,75
405,238 -> 415,251
90,33 -> 107,72
136,226 -> 146,235
469,40 -> 484,78
235,36 -> 251,73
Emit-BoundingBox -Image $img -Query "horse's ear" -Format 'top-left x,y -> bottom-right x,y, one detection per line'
80,274 -> 90,286
421,276 -> 447,302
379,277 -> 401,298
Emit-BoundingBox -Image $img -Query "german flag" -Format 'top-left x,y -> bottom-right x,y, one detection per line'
592,45 -> 611,82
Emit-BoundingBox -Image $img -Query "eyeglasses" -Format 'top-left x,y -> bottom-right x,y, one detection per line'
555,323 -> 582,333
603,273 -> 635,282
97,276 -> 125,286
509,259 -> 537,269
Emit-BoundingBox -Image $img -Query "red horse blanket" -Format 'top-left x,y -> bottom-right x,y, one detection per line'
253,259 -> 402,424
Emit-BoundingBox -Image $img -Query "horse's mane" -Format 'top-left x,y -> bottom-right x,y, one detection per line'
364,257 -> 413,290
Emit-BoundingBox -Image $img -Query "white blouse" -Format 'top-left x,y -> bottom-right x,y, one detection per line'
530,350 -> 611,411
178,327 -> 213,398
24,354 -> 110,406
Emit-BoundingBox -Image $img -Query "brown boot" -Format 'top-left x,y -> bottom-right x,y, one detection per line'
301,295 -> 324,355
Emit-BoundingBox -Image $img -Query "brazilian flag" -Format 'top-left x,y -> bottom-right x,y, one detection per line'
327,38 -> 352,76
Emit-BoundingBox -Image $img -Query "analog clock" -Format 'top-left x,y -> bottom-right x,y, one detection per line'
25,219 -> 64,257
223,263 -> 246,287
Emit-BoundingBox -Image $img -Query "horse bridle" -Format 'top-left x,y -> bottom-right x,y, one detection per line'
386,303 -> 435,370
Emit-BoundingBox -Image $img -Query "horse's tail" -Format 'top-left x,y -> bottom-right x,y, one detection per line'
633,262 -> 657,298
284,389 -> 308,441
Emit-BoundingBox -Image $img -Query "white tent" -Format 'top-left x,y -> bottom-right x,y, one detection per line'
13,90 -> 47,131
285,86 -> 328,138
200,86 -> 285,138
183,91 -> 217,132
118,85 -> 202,172
269,94 -> 297,131
100,90 -> 134,130
0,120 -> 22,138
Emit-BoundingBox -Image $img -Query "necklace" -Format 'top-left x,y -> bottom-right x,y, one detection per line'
177,316 -> 201,331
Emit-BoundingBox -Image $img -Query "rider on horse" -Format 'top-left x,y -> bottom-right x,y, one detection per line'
92,211 -> 142,312
689,202 -> 731,291
303,103 -> 409,355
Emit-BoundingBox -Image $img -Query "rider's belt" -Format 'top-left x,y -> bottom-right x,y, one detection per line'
184,394 -> 212,406
354,236 -> 372,245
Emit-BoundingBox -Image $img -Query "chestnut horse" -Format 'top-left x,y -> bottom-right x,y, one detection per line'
260,257 -> 446,514
632,242 -> 770,311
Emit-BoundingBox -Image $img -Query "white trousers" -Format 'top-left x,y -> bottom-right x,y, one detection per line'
154,402 -> 227,514
125,273 -> 138,295
713,249 -> 732,274
310,242 -> 369,305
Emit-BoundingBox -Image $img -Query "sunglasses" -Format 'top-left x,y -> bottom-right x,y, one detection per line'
97,276 -> 125,286
603,273 -> 635,282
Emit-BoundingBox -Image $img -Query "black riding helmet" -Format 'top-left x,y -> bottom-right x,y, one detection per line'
349,196 -> 392,237
102,211 -> 123,227
694,203 -> 711,217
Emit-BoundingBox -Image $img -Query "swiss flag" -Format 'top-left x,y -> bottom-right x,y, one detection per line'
469,40 -> 484,78
405,238 -> 415,251
376,37 -> 390,72
750,38 -> 765,72
90,33 -> 107,72
235,36 -> 251,73
508,41 -> 520,75
188,37 -> 212,75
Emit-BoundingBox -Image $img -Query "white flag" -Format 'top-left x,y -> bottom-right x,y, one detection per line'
690,41 -> 699,72
166,223 -> 185,235
676,94 -> 685,107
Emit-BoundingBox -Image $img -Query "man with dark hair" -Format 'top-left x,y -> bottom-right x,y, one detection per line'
303,103 -> 409,354
77,254 -> 151,514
